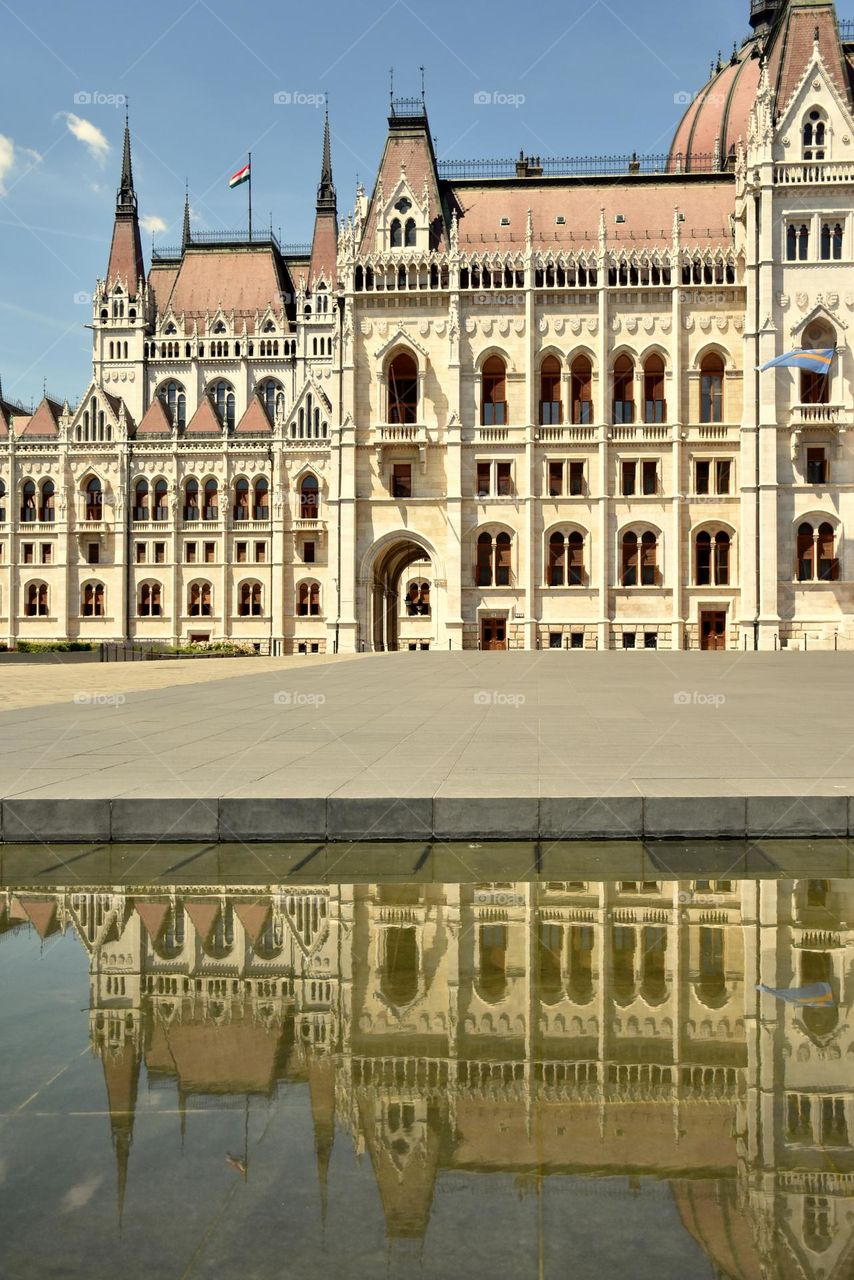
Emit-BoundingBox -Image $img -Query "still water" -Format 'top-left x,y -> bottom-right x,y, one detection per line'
1,858 -> 853,1278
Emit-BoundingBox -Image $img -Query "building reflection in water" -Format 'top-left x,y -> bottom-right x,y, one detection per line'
2,876 -> 853,1275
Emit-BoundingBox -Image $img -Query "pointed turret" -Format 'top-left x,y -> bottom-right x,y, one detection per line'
309,110 -> 339,289
182,185 -> 192,253
102,1042 -> 141,1225
106,115 -> 145,294
307,1054 -> 336,1230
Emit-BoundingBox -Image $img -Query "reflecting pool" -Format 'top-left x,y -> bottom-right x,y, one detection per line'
1,863 -> 853,1278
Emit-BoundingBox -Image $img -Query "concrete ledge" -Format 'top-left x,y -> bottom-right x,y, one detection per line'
1,793 -> 853,842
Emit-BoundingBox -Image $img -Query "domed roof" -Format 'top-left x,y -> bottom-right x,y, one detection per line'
670,41 -> 763,172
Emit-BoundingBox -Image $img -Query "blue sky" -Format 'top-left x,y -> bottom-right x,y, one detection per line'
0,0 -> 753,406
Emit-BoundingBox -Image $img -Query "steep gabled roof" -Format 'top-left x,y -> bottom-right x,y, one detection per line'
18,397 -> 61,439
767,1 -> 852,112
361,107 -> 446,253
184,396 -> 222,437
155,246 -> 291,333
234,396 -> 273,435
135,396 -> 174,437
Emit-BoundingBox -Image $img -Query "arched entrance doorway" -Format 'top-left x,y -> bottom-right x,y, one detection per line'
371,537 -> 434,651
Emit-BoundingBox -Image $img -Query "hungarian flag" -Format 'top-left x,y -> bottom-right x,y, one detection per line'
758,348 -> 834,374
756,982 -> 834,1007
229,162 -> 250,189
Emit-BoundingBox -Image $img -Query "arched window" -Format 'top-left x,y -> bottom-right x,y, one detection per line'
203,478 -> 218,520
567,531 -> 584,586
211,380 -> 235,431
388,352 -> 418,425
405,580 -> 431,616
238,582 -> 263,617
404,217 -> 416,247
548,532 -> 566,586
798,223 -> 810,260
254,477 -> 269,519
380,927 -> 417,1006
540,355 -> 562,425
612,354 -> 634,424
233,478 -> 249,521
700,353 -> 724,423
154,479 -> 168,521
84,477 -> 102,521
21,480 -> 36,522
82,582 -> 105,617
803,108 -> 827,160
481,355 -> 507,426
160,380 -> 186,429
476,531 -> 512,586
643,354 -> 666,424
621,530 -> 659,586
799,521 -> 839,581
133,479 -> 149,520
138,582 -> 162,617
696,530 -> 730,585
817,522 -> 838,580
478,924 -> 508,1002
571,355 -> 593,424
297,581 -> 321,616
189,582 -> 212,617
259,379 -> 284,421
299,474 -> 319,519
786,224 -> 797,261
389,218 -> 402,248
621,531 -> 638,586
40,480 -> 55,523
26,582 -> 49,617
0,479 -> 5,522
183,478 -> 200,520
800,322 -> 834,405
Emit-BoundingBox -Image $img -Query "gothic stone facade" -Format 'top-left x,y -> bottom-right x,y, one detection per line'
2,0 -> 854,653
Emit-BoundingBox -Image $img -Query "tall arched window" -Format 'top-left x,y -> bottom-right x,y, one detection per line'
481,356 -> 507,426
84,477 -> 102,521
299,474 -> 319,519
696,530 -> 730,585
40,480 -> 55,523
133,479 -> 149,520
404,217 -> 416,247
211,380 -> 235,431
388,352 -> 418,425
800,322 -> 834,405
803,108 -> 827,160
548,532 -> 566,586
476,531 -> 512,586
612,355 -> 634,424
621,531 -> 638,586
233,478 -> 250,521
621,530 -> 659,586
238,582 -> 263,617
571,355 -> 593,424
478,925 -> 508,1002
160,380 -> 186,429
389,218 -> 402,248
203,479 -> 218,520
154,480 -> 168,521
547,531 -> 585,586
799,522 -> 838,581
297,581 -> 321,616
26,582 -> 49,616
643,354 -> 666,423
0,479 -> 6,522
21,480 -> 36,522
820,223 -> 843,261
183,478 -> 200,521
82,582 -> 105,617
189,582 -> 212,616
405,580 -> 430,616
138,582 -> 162,617
540,355 -> 562,425
259,379 -> 284,421
254,477 -> 269,519
700,354 -> 724,423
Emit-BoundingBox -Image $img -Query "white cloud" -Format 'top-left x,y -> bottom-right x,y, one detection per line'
62,113 -> 110,163
140,214 -> 167,235
0,135 -> 13,193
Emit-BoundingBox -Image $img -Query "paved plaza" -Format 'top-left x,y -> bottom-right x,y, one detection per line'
0,651 -> 852,842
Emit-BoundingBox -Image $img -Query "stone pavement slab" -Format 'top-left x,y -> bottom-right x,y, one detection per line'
0,650 -> 853,842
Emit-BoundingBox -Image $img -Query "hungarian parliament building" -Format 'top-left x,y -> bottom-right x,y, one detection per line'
3,0 -> 854,653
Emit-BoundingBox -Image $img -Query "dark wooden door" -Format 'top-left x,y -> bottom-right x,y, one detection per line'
700,611 -> 726,651
481,619 -> 507,650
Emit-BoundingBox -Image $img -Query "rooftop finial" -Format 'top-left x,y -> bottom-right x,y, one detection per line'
316,109 -> 336,212
420,64 -> 425,103
182,182 -> 191,252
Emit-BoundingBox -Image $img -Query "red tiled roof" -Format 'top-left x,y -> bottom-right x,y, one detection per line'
107,215 -> 145,295
184,397 -> 222,437
450,178 -> 735,251
0,405 -> 9,438
157,248 -> 289,332
184,899 -> 220,939
309,210 -> 338,288
234,901 -> 270,943
769,4 -> 851,112
18,398 -> 61,439
19,897 -> 59,939
135,901 -> 170,938
234,397 -> 272,436
148,263 -> 180,316
362,120 -> 446,253
135,397 -> 173,437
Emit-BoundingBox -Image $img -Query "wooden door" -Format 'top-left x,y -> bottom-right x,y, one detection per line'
700,611 -> 726,651
481,618 -> 507,650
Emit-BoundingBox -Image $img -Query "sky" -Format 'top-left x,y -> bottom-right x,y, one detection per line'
0,0 -> 754,407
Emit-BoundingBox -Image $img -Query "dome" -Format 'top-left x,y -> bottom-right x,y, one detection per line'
670,40 -> 763,173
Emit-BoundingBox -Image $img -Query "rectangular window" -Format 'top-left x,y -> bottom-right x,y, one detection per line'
303,540 -> 316,564
22,542 -> 34,564
204,542 -> 216,564
716,459 -> 732,494
568,461 -> 585,496
571,632 -> 583,649
476,461 -> 491,498
549,631 -> 562,649
644,632 -> 658,649
496,462 -> 513,496
235,541 -> 247,564
392,463 -> 412,498
642,460 -> 657,495
807,447 -> 828,484
87,543 -> 100,565
255,541 -> 266,563
135,542 -> 146,564
186,542 -> 197,564
41,544 -> 52,565
622,632 -> 636,649
695,460 -> 711,494
548,461 -> 564,497
621,460 -> 637,496
154,542 -> 165,565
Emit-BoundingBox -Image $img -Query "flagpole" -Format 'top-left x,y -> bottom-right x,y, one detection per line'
248,151 -> 252,240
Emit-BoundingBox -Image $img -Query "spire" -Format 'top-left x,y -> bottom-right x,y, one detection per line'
101,1042 -> 140,1228
106,111 -> 145,292
182,184 -> 191,252
117,112 -> 136,214
316,107 -> 336,213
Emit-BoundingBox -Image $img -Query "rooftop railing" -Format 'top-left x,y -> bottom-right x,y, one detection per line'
152,230 -> 311,262
438,152 -> 720,180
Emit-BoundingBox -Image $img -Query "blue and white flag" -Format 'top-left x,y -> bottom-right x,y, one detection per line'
758,348 -> 834,374
756,982 -> 833,1007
